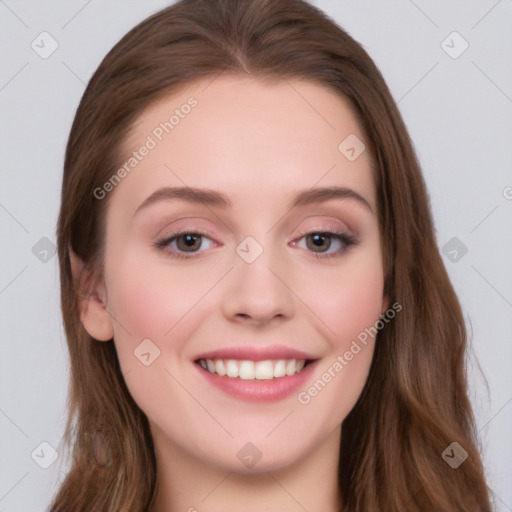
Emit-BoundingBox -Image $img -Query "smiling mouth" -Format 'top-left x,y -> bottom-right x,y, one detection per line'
195,358 -> 313,380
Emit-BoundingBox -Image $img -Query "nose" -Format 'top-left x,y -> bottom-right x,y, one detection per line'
220,242 -> 295,327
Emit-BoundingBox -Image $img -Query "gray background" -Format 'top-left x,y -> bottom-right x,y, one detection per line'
1,0 -> 511,510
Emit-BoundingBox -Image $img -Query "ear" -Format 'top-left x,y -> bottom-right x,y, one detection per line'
69,247 -> 114,342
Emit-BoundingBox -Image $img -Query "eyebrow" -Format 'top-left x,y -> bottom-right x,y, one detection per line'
133,185 -> 373,216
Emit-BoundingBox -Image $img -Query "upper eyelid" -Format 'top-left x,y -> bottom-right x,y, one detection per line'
156,227 -> 352,251
157,216 -> 352,238
157,225 -> 351,242
156,228 -> 219,247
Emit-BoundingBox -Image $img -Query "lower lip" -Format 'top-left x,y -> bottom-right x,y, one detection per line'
195,361 -> 317,402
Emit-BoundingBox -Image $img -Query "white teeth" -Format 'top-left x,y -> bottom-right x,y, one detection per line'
226,359 -> 239,378
239,360 -> 255,380
215,359 -> 226,376
285,359 -> 296,376
198,358 -> 308,380
273,360 -> 286,378
255,360 -> 274,380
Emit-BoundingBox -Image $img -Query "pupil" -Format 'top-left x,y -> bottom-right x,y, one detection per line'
310,233 -> 330,251
180,234 -> 200,250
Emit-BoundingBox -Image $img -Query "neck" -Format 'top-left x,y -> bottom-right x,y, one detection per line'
148,425 -> 343,512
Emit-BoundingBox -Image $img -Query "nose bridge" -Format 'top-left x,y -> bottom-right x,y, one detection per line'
221,233 -> 295,323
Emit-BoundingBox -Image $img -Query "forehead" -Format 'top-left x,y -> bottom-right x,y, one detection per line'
109,74 -> 375,216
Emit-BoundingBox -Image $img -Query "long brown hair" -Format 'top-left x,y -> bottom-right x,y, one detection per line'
51,0 -> 491,510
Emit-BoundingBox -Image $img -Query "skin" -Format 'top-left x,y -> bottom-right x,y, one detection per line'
75,75 -> 388,512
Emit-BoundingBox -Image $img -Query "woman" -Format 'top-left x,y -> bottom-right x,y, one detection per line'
50,0 -> 491,510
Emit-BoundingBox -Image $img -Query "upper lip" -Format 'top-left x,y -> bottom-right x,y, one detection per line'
194,345 -> 317,362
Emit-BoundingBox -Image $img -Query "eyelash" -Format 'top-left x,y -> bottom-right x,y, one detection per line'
153,227 -> 357,261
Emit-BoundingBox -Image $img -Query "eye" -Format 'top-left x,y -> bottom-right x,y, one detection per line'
154,230 -> 216,259
294,231 -> 356,259
154,228 -> 357,260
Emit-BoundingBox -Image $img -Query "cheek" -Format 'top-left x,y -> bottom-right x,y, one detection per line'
101,251 -> 213,419
294,263 -> 384,429
102,249 -> 212,369
105,247 -> 211,333
305,252 -> 386,347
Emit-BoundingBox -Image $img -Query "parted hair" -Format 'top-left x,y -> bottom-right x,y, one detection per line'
51,0 -> 491,510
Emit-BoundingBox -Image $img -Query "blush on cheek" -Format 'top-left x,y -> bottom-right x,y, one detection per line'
105,251 -> 185,337
312,271 -> 385,348
105,256 -> 216,371
111,279 -> 170,338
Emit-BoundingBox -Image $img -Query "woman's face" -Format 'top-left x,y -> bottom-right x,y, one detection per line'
93,75 -> 387,472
